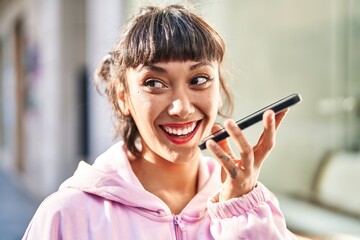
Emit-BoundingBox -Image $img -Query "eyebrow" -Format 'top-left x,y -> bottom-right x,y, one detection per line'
189,61 -> 214,71
139,64 -> 167,73
138,61 -> 215,73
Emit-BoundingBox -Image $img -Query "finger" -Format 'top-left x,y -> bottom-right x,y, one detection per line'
253,110 -> 276,166
224,119 -> 253,170
274,108 -> 289,129
263,110 -> 276,131
210,124 -> 231,181
206,140 -> 239,179
210,123 -> 223,134
211,124 -> 237,181
211,124 -> 237,159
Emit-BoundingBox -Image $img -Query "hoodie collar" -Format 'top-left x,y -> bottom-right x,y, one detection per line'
60,142 -> 221,218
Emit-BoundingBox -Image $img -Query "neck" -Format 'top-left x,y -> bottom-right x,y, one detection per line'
130,152 -> 199,214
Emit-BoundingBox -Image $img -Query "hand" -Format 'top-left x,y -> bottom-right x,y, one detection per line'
206,109 -> 288,201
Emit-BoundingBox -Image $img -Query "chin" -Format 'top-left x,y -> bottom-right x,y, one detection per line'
165,148 -> 200,165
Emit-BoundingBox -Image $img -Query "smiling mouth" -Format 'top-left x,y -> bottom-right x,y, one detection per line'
160,120 -> 201,144
162,121 -> 198,135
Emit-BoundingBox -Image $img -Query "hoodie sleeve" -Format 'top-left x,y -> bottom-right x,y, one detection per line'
207,182 -> 298,240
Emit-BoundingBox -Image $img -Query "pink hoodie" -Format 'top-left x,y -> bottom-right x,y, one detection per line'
23,142 -> 297,239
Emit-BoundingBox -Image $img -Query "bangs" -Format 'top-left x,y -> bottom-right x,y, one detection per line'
120,6 -> 225,67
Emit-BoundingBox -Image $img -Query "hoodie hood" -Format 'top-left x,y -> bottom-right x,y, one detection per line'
60,142 -> 222,218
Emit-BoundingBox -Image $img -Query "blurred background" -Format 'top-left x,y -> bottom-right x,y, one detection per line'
0,0 -> 359,239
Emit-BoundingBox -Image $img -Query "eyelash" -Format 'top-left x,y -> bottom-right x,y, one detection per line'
143,79 -> 166,89
142,75 -> 213,91
190,75 -> 213,86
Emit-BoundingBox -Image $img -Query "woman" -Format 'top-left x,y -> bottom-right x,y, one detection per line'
23,4 -> 297,239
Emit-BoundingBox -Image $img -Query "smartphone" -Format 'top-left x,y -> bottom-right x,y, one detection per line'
198,93 -> 302,150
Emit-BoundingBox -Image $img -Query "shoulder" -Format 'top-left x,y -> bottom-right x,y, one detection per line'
34,188 -> 101,219
23,188 -> 100,239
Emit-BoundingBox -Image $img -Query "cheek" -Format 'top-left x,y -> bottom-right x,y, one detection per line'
128,91 -> 163,123
134,93 -> 160,110
201,88 -> 221,114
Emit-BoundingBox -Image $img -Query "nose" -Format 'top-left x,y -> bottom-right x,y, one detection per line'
168,92 -> 195,119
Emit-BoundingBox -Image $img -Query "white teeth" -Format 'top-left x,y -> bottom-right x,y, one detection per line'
163,122 -> 197,136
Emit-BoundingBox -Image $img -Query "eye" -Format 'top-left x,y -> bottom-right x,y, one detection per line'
189,75 -> 212,89
143,79 -> 167,89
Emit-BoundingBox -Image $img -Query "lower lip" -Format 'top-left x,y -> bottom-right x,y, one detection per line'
162,122 -> 200,144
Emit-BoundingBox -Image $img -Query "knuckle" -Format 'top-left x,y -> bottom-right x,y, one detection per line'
220,153 -> 231,162
211,142 -> 223,155
233,130 -> 243,140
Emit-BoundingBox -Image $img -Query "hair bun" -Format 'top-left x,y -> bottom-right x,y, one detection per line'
95,54 -> 112,83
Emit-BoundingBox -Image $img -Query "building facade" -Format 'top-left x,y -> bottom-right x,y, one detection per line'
0,0 -> 124,197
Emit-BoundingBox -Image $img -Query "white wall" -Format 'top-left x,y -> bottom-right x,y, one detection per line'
27,0 -> 63,195
0,0 -> 126,197
86,0 -> 125,162
202,0 -> 358,194
33,0 -> 88,195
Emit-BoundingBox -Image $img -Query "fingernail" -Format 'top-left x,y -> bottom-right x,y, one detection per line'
228,119 -> 236,128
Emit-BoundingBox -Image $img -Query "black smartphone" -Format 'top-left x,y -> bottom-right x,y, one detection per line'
198,93 -> 302,150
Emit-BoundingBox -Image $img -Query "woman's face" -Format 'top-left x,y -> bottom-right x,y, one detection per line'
124,60 -> 221,164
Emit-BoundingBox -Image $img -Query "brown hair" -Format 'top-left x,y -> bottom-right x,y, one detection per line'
95,4 -> 233,156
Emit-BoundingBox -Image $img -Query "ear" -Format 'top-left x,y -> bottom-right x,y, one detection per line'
118,89 -> 131,116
